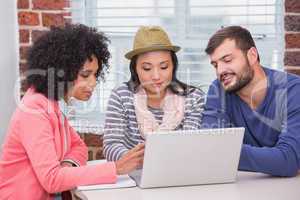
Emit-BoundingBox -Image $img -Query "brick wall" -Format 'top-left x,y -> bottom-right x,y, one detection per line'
285,0 -> 300,75
18,0 -> 70,90
78,133 -> 104,160
17,0 -> 103,160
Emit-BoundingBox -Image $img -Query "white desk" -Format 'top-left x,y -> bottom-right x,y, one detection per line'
81,172 -> 300,200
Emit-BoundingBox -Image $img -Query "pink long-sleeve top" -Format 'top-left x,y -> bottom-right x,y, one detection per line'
0,88 -> 117,199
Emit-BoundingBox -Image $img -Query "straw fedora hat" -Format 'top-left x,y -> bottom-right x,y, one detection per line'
125,26 -> 181,60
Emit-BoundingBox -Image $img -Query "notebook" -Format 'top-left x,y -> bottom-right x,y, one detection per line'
78,160 -> 136,191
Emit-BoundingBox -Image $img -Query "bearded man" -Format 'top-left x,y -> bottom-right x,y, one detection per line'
202,26 -> 300,177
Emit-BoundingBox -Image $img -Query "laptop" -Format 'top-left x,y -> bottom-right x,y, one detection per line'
129,127 -> 245,188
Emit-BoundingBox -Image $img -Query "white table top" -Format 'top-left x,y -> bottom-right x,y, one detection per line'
81,171 -> 300,200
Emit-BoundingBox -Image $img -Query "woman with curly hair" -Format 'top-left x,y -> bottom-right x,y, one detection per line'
0,24 -> 144,200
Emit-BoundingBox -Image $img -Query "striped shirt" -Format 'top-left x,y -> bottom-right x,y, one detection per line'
103,83 -> 205,161
147,106 -> 164,124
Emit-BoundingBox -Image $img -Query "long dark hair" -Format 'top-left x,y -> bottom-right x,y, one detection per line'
127,51 -> 195,96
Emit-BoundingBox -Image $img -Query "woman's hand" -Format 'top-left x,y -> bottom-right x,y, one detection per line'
115,143 -> 145,175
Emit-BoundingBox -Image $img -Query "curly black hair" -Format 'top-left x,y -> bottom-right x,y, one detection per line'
26,23 -> 111,100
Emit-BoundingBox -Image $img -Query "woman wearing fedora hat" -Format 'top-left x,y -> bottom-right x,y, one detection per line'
103,26 -> 205,161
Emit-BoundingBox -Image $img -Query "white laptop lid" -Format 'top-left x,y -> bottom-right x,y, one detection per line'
130,127 -> 245,188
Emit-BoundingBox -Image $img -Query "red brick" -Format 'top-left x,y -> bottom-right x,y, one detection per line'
285,67 -> 300,76
64,0 -> 70,8
20,46 -> 30,60
42,13 -> 65,27
95,148 -> 104,160
84,133 -> 103,147
284,51 -> 300,66
32,30 -> 48,43
64,18 -> 72,24
33,0 -> 67,10
63,12 -> 71,17
17,0 -> 29,9
63,12 -> 72,24
19,62 -> 28,74
18,11 -> 40,26
285,15 -> 300,32
19,29 -> 30,43
88,150 -> 94,161
285,34 -> 300,49
285,0 -> 300,13
87,147 -> 103,161
20,78 -> 29,95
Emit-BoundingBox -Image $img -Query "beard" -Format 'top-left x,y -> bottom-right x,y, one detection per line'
223,59 -> 254,93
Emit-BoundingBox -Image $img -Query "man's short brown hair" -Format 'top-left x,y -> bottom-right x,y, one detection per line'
205,26 -> 259,61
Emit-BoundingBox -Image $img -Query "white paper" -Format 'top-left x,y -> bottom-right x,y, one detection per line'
78,160 -> 137,191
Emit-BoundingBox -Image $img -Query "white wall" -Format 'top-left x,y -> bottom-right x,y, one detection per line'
0,1 -> 18,152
